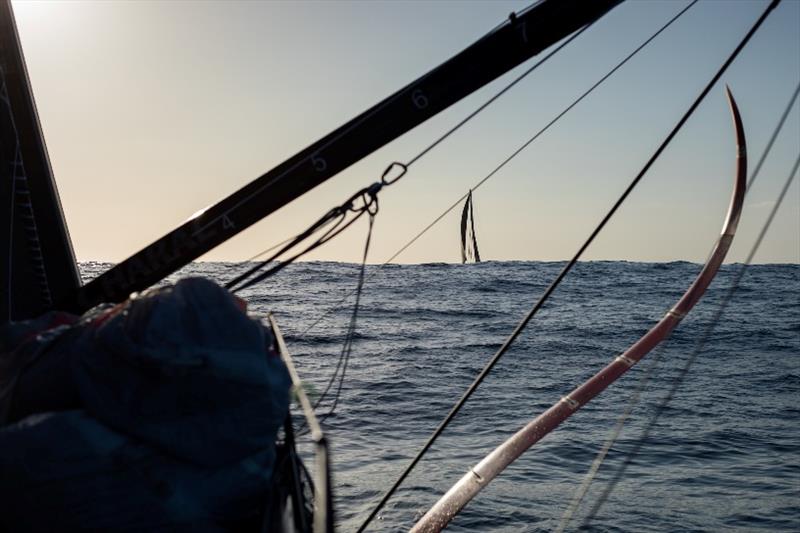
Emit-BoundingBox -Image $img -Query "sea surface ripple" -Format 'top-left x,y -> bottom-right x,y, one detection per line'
81,261 -> 800,532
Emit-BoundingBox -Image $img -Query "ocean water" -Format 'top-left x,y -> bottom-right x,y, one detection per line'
81,261 -> 800,532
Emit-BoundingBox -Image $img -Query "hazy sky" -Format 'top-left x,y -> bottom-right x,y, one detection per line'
11,0 -> 800,264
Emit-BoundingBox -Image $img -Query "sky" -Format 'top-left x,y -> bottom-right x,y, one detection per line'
11,0 -> 800,264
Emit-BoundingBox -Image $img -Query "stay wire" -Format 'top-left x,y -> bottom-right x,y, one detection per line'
555,347 -> 667,533
560,78 -> 800,532
746,82 -> 800,190
405,21 -> 591,168
581,149 -> 800,528
224,234 -> 299,281
358,0 -> 780,532
224,208 -> 344,291
224,182 -> 378,293
359,0 -> 778,528
296,0 -> 697,339
232,212 -> 360,293
312,213 -> 376,411
317,213 -> 376,424
297,211 -> 377,436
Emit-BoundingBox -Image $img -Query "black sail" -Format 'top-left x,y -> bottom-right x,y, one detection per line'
460,190 -> 481,264
0,0 -> 81,324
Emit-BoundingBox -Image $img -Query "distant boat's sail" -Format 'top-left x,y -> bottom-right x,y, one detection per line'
460,190 -> 481,263
0,0 -> 81,324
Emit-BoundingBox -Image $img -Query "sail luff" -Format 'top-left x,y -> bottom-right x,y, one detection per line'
460,190 -> 481,263
0,0 -> 81,323
460,192 -> 470,264
469,192 -> 481,262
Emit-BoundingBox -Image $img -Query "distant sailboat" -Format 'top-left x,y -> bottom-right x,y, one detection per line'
460,190 -> 481,264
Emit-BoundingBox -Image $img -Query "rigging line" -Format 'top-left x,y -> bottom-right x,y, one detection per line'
296,212 -> 377,437
559,80 -> 800,531
312,214 -> 375,411
746,82 -> 800,191
238,203 -> 376,432
581,149 -> 800,528
405,22 -> 591,168
295,0 -> 698,340
226,214 -> 344,292
225,200 -> 350,291
225,215 -> 338,291
317,213 -> 376,424
366,0 -> 761,527
225,181 -> 378,292
555,346 -> 667,533
224,233 -> 299,282
231,209 -> 366,294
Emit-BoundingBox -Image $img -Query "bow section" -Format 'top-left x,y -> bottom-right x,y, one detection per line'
411,88 -> 747,532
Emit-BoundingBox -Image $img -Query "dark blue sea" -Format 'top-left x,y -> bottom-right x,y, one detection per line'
81,261 -> 800,532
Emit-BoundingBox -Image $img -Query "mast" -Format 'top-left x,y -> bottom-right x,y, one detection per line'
65,0 -> 622,313
0,0 -> 81,323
